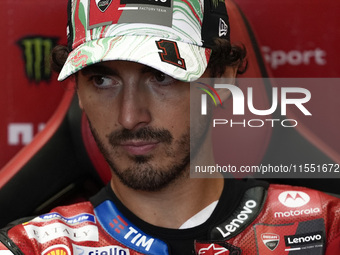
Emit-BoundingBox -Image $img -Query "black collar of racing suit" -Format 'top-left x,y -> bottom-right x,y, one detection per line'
90,178 -> 269,254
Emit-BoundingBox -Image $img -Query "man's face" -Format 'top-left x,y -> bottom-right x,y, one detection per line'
77,60 -> 201,191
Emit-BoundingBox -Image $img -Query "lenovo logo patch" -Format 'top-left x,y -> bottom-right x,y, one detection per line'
215,200 -> 257,238
284,232 -> 324,247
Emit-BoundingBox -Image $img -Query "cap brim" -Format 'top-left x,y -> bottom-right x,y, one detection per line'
58,35 -> 211,82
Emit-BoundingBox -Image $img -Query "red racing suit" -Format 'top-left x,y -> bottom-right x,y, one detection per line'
1,180 -> 340,255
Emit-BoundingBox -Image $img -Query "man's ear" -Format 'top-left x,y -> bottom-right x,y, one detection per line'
215,66 -> 238,103
78,96 -> 84,110
221,66 -> 238,80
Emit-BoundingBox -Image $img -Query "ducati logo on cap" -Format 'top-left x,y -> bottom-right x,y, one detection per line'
95,0 -> 112,12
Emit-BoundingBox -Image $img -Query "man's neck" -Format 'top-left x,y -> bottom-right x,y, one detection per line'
110,176 -> 224,229
110,131 -> 223,229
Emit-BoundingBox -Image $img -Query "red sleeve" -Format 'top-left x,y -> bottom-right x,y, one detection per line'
0,240 -> 15,254
326,232 -> 340,254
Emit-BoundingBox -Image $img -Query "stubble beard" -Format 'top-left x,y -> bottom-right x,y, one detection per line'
88,121 -> 191,192
86,98 -> 213,192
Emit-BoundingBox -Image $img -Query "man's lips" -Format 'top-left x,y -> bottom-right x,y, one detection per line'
119,140 -> 159,155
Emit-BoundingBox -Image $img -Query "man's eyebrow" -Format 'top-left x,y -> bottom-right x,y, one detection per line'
80,64 -> 162,76
80,64 -> 117,76
141,66 -> 161,74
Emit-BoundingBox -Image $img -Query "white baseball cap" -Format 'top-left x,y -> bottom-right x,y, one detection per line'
58,0 -> 230,82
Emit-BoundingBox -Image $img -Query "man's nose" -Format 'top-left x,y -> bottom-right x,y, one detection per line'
117,80 -> 152,131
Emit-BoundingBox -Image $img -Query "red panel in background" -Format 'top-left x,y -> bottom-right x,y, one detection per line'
0,0 -> 69,168
233,0 -> 340,162
233,0 -> 340,78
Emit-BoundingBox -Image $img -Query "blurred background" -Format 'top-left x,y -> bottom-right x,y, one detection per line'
0,0 -> 339,226
0,1 -> 68,169
1,0 -> 339,170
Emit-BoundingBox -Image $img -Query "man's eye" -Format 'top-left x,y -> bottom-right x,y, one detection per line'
152,71 -> 176,86
90,75 -> 116,88
154,72 -> 166,82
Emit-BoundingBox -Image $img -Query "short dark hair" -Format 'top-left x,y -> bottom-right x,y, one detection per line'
208,38 -> 247,77
51,45 -> 69,74
51,38 -> 247,78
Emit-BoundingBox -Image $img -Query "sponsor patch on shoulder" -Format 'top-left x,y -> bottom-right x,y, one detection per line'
24,223 -> 99,244
211,187 -> 266,240
255,219 -> 325,254
34,212 -> 96,225
95,200 -> 168,254
270,189 -> 322,219
72,244 -> 130,255
194,241 -> 241,255
284,231 -> 324,251
42,245 -> 71,255
261,233 -> 280,251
